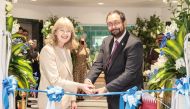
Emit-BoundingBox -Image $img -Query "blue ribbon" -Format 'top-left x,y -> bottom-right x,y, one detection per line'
159,32 -> 175,55
175,77 -> 190,109
175,78 -> 190,95
160,35 -> 167,48
3,77 -> 190,109
46,86 -> 64,109
120,86 -> 141,109
166,32 -> 175,40
159,35 -> 167,55
46,86 -> 64,102
2,76 -> 17,109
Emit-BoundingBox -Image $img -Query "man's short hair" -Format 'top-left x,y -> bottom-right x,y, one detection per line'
106,10 -> 126,23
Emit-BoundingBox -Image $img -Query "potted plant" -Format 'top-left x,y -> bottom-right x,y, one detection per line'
6,1 -> 36,108
148,0 -> 190,108
129,14 -> 164,70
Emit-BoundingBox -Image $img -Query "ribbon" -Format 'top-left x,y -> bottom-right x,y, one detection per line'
175,78 -> 190,95
46,86 -> 64,109
166,32 -> 175,40
120,86 -> 141,109
160,35 -> 167,48
2,76 -> 17,109
175,77 -> 190,109
159,35 -> 167,56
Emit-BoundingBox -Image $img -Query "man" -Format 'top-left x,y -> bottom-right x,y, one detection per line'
85,10 -> 144,109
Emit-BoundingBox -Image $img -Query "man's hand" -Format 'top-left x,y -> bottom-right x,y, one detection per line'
93,87 -> 107,94
92,87 -> 108,99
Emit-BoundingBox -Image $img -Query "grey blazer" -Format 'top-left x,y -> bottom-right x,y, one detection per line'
87,30 -> 144,109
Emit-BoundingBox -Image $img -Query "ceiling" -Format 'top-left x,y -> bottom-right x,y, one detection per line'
16,0 -> 167,7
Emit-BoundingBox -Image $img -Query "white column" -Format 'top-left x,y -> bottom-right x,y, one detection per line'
0,0 -> 6,109
171,34 -> 190,109
184,33 -> 190,78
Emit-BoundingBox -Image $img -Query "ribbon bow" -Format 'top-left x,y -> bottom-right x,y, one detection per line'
2,76 -> 17,109
46,86 -> 64,109
175,77 -> 190,109
46,86 -> 64,102
175,78 -> 190,95
120,86 -> 141,109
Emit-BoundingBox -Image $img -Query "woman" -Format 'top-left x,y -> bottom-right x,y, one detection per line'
38,17 -> 93,109
28,39 -> 40,97
73,36 -> 90,100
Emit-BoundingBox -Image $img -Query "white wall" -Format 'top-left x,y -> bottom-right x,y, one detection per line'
161,7 -> 172,22
13,4 -> 49,20
48,6 -> 162,25
13,4 -> 172,25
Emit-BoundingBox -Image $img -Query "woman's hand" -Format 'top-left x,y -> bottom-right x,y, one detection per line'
78,83 -> 95,94
71,101 -> 77,109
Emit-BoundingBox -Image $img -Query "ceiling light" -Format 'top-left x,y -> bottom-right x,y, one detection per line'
98,2 -> 104,5
172,0 -> 178,3
31,0 -> 37,1
163,0 -> 168,3
12,0 -> 18,3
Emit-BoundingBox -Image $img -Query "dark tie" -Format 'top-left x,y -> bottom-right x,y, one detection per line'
111,40 -> 119,55
106,40 -> 119,70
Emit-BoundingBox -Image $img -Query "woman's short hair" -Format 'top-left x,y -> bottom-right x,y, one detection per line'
45,17 -> 78,50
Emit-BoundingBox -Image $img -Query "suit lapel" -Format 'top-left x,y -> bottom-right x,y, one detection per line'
109,38 -> 114,56
107,31 -> 130,71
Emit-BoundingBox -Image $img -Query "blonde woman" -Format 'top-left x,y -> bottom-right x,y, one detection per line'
38,17 -> 94,109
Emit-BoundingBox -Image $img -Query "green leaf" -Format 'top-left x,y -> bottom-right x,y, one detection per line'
161,47 -> 178,60
6,16 -> 13,32
148,66 -> 176,85
13,48 -> 22,55
12,43 -> 24,54
15,65 -> 33,78
12,33 -> 27,42
158,73 -> 175,87
165,79 -> 173,89
11,56 -> 32,71
149,84 -> 160,90
9,69 -> 30,88
185,0 -> 190,5
16,76 -> 29,88
149,72 -> 175,90
10,65 -> 36,85
166,40 -> 183,57
177,24 -> 187,48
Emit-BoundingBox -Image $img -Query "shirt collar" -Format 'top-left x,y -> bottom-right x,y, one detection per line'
114,29 -> 126,43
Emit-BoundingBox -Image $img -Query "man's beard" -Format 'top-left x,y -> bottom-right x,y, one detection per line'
110,28 -> 124,38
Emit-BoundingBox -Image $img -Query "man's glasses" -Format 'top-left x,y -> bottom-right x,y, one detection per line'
107,20 -> 122,27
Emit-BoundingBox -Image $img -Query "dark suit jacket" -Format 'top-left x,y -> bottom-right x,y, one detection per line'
87,30 -> 144,109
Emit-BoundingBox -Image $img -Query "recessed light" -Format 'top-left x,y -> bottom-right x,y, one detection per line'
11,0 -> 18,3
31,0 -> 37,1
163,0 -> 168,3
172,0 -> 178,3
98,2 -> 104,5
